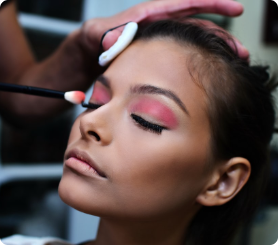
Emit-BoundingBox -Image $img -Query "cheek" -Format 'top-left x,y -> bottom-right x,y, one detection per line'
59,169 -> 119,217
108,128 -> 209,217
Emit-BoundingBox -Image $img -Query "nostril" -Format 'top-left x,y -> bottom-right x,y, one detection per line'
88,131 -> 101,141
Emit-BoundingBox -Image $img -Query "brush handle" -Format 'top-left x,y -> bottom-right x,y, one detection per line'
0,82 -> 64,98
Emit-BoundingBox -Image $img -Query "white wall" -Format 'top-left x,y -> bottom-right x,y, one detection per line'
83,0 -> 149,20
229,0 -> 278,69
229,0 -> 278,147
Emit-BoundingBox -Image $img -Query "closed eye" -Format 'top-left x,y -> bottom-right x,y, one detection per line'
81,104 -> 168,134
131,114 -> 167,134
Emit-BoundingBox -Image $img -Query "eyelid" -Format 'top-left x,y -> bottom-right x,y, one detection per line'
90,81 -> 111,104
129,98 -> 179,129
131,114 -> 167,134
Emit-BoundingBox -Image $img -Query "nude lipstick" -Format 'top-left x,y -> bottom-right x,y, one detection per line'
65,149 -> 106,178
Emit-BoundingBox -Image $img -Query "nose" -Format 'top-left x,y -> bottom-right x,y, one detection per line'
79,107 -> 113,145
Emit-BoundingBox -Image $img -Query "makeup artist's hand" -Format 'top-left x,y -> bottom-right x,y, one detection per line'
0,0 -> 248,127
81,0 -> 249,60
182,18 -> 250,61
0,1 -> 95,126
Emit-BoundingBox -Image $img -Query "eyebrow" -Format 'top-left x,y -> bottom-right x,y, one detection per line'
130,85 -> 189,115
95,75 -> 189,115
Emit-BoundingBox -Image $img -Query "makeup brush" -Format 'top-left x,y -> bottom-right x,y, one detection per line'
0,82 -> 85,104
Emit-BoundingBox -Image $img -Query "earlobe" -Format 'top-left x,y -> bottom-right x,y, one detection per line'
196,157 -> 251,206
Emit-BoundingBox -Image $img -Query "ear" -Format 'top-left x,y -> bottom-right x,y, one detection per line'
196,157 -> 251,206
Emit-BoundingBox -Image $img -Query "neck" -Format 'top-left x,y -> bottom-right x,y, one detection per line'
93,207 -> 198,245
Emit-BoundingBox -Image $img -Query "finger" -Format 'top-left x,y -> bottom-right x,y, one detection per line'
101,19 -> 249,61
102,27 -> 126,51
130,0 -> 244,24
99,22 -> 138,66
208,27 -> 249,60
102,30 -> 121,51
81,19 -> 125,52
184,0 -> 244,16
227,39 -> 250,61
186,19 -> 249,60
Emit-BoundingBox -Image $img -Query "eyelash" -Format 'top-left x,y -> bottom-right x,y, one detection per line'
81,102 -> 103,110
82,103 -> 167,135
131,114 -> 167,134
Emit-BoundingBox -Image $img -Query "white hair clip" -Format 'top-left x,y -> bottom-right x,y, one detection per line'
99,22 -> 138,67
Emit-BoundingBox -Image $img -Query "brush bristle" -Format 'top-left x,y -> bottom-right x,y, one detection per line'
64,91 -> 86,104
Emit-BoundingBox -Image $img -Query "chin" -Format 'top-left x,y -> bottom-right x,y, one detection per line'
58,177 -> 76,208
58,175 -> 85,210
58,174 -> 111,217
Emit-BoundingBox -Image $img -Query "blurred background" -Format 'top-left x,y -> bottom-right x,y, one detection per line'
0,0 -> 277,244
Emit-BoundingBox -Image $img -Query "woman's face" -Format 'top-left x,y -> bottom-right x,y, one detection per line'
59,39 -> 212,220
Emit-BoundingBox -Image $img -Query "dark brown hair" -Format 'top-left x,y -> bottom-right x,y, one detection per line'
137,20 -> 277,244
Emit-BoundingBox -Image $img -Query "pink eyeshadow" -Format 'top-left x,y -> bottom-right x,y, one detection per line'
130,99 -> 178,128
90,84 -> 110,104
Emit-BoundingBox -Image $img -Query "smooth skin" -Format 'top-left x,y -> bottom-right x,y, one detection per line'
59,39 -> 251,245
0,0 -> 248,127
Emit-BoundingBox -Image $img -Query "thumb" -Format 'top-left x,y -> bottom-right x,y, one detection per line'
102,29 -> 122,51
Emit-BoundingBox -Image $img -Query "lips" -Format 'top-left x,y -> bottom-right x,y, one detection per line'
65,149 -> 106,178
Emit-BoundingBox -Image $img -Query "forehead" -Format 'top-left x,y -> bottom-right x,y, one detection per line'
105,39 -> 208,119
106,39 -> 190,87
